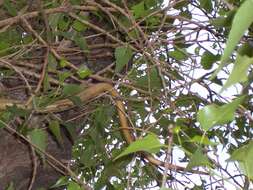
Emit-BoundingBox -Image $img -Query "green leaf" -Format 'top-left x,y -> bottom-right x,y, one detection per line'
238,42 -> 253,57
230,141 -> 253,180
115,46 -> 133,73
190,135 -> 217,146
211,76 -> 223,86
114,134 -> 166,160
94,106 -> 114,134
211,15 -> 232,28
169,69 -> 184,80
72,20 -> 87,32
5,182 -> 14,190
73,35 -> 88,51
48,120 -> 62,144
79,143 -> 96,167
145,0 -> 162,8
173,0 -> 189,9
67,181 -> 82,190
173,33 -> 186,48
0,28 -> 21,56
62,84 -> 82,96
169,49 -> 188,61
28,129 -> 47,158
58,71 -> 73,83
48,13 -> 63,30
72,13 -> 88,32
77,67 -> 92,79
211,0 -> 253,79
3,0 -> 17,16
50,176 -> 69,188
43,72 -> 50,92
58,15 -> 70,31
6,104 -> 29,118
59,58 -> 69,68
62,122 -> 77,141
136,67 -> 163,91
221,55 -> 253,92
187,148 -> 212,170
69,0 -> 82,5
48,53 -> 58,72
131,101 -> 147,118
0,41 -> 10,56
197,96 -> 244,131
132,1 -> 145,19
175,94 -> 203,107
199,0 -> 212,13
200,51 -> 220,70
0,111 -> 11,128
179,10 -> 192,19
68,96 -> 82,107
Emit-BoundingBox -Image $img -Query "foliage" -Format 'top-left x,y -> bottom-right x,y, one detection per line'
0,0 -> 253,189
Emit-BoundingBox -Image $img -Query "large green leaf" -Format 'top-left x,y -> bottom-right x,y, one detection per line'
28,129 -> 48,159
187,148 -> 212,170
197,96 -> 244,131
115,46 -> 133,73
221,55 -> 253,92
211,0 -> 253,79
114,134 -> 166,160
229,141 -> 253,180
